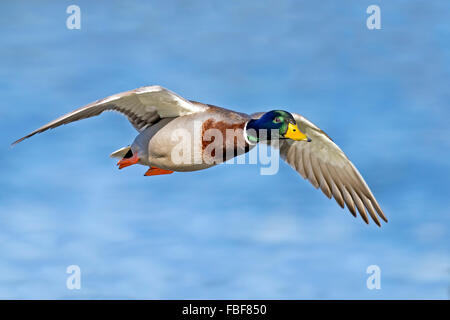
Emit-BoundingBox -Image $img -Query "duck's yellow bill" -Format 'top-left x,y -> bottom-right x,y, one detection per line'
284,123 -> 310,141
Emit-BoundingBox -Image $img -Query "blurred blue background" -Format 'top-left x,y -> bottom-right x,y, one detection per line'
0,0 -> 449,299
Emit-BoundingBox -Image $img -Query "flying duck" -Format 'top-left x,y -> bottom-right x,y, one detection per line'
12,85 -> 387,226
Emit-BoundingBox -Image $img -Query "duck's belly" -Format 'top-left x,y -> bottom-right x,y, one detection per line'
147,112 -> 252,172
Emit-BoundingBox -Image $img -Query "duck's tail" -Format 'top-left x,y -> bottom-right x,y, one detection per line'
110,146 -> 131,159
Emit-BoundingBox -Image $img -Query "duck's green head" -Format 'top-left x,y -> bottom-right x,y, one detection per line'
246,110 -> 310,143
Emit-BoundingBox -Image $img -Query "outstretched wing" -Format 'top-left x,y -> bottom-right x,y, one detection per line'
252,112 -> 387,226
12,85 -> 206,145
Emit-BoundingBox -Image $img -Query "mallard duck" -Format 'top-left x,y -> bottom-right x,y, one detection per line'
13,85 -> 387,226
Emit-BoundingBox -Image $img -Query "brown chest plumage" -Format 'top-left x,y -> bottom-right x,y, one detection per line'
201,118 -> 250,163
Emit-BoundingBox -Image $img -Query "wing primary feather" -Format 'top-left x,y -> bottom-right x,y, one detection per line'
373,200 -> 388,223
350,188 -> 369,224
316,159 -> 335,201
331,166 -> 357,217
303,148 -> 319,189
343,163 -> 387,224
359,193 -> 381,227
342,186 -> 357,217
327,165 -> 353,211
311,155 -> 332,198
11,106 -> 107,145
319,161 -> 345,208
291,144 -> 307,179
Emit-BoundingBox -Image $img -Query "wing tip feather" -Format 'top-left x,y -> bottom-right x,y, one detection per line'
11,135 -> 28,146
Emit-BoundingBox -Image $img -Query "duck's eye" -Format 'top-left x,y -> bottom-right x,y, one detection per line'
273,117 -> 282,123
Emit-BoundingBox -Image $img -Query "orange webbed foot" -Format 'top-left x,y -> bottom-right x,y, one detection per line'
144,166 -> 174,176
117,153 -> 140,169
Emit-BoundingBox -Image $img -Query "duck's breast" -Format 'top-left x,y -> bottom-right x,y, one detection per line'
148,106 -> 253,171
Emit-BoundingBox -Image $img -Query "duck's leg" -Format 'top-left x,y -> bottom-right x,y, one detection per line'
144,166 -> 174,176
117,153 -> 140,169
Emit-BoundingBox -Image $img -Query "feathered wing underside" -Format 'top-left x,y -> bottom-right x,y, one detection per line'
12,85 -> 207,145
251,112 -> 387,226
